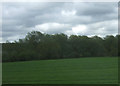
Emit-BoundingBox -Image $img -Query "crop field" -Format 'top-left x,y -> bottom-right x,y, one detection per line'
2,57 -> 118,84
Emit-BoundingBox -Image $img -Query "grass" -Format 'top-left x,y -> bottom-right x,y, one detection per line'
2,57 -> 118,84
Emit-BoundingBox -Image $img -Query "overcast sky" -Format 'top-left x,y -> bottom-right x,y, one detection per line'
2,2 -> 118,42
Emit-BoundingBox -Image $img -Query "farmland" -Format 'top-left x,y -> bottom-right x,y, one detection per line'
2,57 -> 118,84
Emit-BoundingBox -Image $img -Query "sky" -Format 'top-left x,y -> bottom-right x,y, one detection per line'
2,2 -> 118,42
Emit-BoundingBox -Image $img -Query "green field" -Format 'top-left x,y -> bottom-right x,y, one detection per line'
2,57 -> 118,84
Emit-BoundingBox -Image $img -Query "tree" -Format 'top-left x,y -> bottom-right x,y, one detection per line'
2,31 -> 119,62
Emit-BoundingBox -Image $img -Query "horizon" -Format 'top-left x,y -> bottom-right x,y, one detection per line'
2,30 -> 119,43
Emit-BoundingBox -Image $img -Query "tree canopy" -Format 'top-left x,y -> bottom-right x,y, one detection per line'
2,31 -> 119,62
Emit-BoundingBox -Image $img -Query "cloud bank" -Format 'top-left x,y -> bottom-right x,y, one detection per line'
2,2 -> 118,42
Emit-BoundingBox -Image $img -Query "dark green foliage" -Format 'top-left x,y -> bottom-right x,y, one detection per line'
2,31 -> 119,62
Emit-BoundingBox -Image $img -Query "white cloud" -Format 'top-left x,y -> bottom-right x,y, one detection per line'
61,10 -> 76,16
35,23 -> 71,34
65,20 -> 118,37
86,20 -> 118,36
72,25 -> 87,35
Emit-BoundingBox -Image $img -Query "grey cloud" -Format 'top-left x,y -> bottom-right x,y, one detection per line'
76,2 -> 117,23
2,2 -> 118,42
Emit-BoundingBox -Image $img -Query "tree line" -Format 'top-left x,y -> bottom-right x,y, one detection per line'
2,31 -> 119,62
